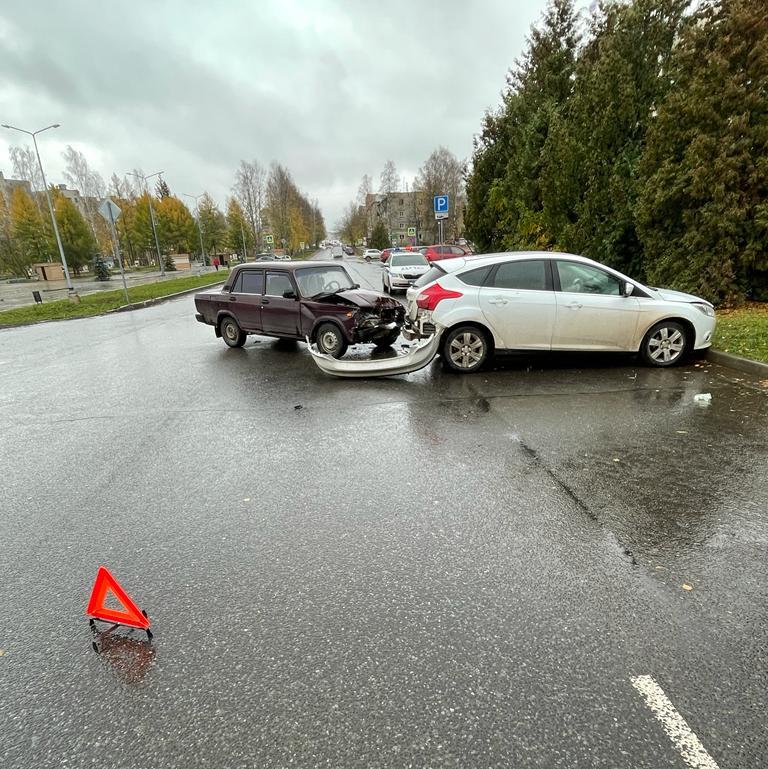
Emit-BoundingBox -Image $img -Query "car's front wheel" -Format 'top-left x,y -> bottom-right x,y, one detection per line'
220,316 -> 246,348
641,321 -> 689,367
442,326 -> 489,374
315,323 -> 348,359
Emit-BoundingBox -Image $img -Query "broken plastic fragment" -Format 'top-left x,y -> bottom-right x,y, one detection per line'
682,584 -> 693,591
693,393 -> 712,404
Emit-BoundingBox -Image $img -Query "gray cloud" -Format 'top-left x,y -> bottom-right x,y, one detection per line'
0,0 -> 555,227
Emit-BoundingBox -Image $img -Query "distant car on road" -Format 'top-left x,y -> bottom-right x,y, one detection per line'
343,245 -> 355,256
382,252 -> 430,294
363,248 -> 381,262
331,245 -> 344,259
255,253 -> 277,261
421,244 -> 472,262
404,251 -> 716,373
194,262 -> 405,358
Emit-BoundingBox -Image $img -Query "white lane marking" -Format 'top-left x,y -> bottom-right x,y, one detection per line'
631,675 -> 721,769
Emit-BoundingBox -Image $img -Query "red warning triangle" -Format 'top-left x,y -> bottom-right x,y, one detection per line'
86,566 -> 150,629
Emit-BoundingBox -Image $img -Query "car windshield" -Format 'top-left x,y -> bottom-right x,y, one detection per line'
295,266 -> 355,297
391,254 -> 428,267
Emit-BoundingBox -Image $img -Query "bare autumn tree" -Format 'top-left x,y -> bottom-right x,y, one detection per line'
232,159 -> 267,249
415,146 -> 466,243
379,160 -> 400,193
8,145 -> 43,191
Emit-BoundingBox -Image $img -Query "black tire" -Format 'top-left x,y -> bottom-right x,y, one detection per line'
374,329 -> 400,349
220,316 -> 246,348
442,325 -> 490,374
315,323 -> 348,359
640,320 -> 689,367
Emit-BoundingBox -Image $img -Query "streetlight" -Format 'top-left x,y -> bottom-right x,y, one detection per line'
1,122 -> 77,295
182,193 -> 206,270
127,170 -> 165,277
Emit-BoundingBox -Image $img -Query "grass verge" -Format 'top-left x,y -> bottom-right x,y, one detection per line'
0,270 -> 228,326
713,302 -> 768,363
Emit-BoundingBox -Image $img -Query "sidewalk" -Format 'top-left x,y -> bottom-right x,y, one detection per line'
0,264 -> 218,310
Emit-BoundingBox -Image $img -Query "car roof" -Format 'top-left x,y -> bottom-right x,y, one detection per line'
433,251 -> 617,274
236,261 -> 345,271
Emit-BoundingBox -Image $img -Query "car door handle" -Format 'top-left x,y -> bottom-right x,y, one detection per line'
229,296 -> 237,302
262,298 -> 270,305
566,301 -> 583,309
488,298 -> 508,305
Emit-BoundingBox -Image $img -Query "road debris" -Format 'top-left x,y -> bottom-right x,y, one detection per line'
682,584 -> 694,591
693,393 -> 712,405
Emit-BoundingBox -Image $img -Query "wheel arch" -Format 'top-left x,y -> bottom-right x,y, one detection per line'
638,315 -> 695,352
310,316 -> 350,343
216,311 -> 240,336
443,320 -> 496,354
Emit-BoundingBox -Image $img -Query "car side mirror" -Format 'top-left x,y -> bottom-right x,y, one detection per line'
622,282 -> 634,297
283,290 -> 297,299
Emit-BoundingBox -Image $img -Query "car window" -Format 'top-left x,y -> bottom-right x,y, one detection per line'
391,254 -> 428,267
237,270 -> 264,294
294,266 -> 355,297
414,265 -> 447,288
556,261 -> 621,295
491,260 -> 548,291
451,246 -> 465,255
457,265 -> 492,286
265,272 -> 294,297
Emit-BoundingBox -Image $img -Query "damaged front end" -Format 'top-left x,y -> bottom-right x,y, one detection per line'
307,330 -> 442,378
353,305 -> 405,343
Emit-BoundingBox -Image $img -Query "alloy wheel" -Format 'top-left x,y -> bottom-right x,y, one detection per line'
647,326 -> 684,364
448,331 -> 485,369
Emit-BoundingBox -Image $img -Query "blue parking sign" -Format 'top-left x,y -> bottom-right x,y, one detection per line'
434,195 -> 449,213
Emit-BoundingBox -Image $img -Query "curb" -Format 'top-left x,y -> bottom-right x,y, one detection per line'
706,348 -> 768,377
0,280 -> 226,330
107,281 -> 226,314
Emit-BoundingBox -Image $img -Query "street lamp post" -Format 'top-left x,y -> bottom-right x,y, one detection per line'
1,122 -> 77,296
128,170 -> 165,277
182,193 -> 206,270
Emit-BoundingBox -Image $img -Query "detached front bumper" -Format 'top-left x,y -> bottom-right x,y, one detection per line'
308,332 -> 442,378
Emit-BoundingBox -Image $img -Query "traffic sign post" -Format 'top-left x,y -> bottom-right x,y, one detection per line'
434,195 -> 449,243
98,198 -> 129,303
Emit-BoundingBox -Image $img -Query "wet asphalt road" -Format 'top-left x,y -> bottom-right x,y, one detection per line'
1,254 -> 767,768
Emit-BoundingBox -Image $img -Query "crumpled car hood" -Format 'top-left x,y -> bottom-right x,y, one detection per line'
315,288 -> 399,309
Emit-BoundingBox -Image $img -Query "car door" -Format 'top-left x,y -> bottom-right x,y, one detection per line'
260,271 -> 301,337
477,259 -> 555,349
227,269 -> 264,331
552,260 -> 640,350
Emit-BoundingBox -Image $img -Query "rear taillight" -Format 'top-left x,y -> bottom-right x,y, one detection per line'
415,282 -> 463,311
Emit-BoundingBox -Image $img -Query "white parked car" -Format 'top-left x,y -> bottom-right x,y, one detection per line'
404,251 -> 716,373
383,252 -> 431,294
363,248 -> 382,262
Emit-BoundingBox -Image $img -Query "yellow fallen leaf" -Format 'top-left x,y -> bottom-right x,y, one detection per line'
682,584 -> 693,591
676,430 -> 688,434
243,498 -> 251,502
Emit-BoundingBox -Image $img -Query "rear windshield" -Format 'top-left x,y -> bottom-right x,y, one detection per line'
414,265 -> 447,288
391,254 -> 428,267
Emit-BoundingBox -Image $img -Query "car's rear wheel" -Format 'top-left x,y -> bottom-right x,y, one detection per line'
641,321 -> 689,367
220,316 -> 246,348
315,323 -> 348,359
442,326 -> 489,374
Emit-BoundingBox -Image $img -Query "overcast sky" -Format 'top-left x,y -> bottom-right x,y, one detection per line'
0,1 -> 563,228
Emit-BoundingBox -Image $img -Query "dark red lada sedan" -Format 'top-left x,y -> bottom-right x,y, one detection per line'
194,262 -> 405,358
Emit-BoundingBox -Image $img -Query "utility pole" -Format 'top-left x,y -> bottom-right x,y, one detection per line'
128,170 -> 165,276
2,122 -> 77,297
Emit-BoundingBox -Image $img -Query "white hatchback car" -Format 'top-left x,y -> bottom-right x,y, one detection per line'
363,248 -> 382,262
383,252 -> 431,294
404,251 -> 716,373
